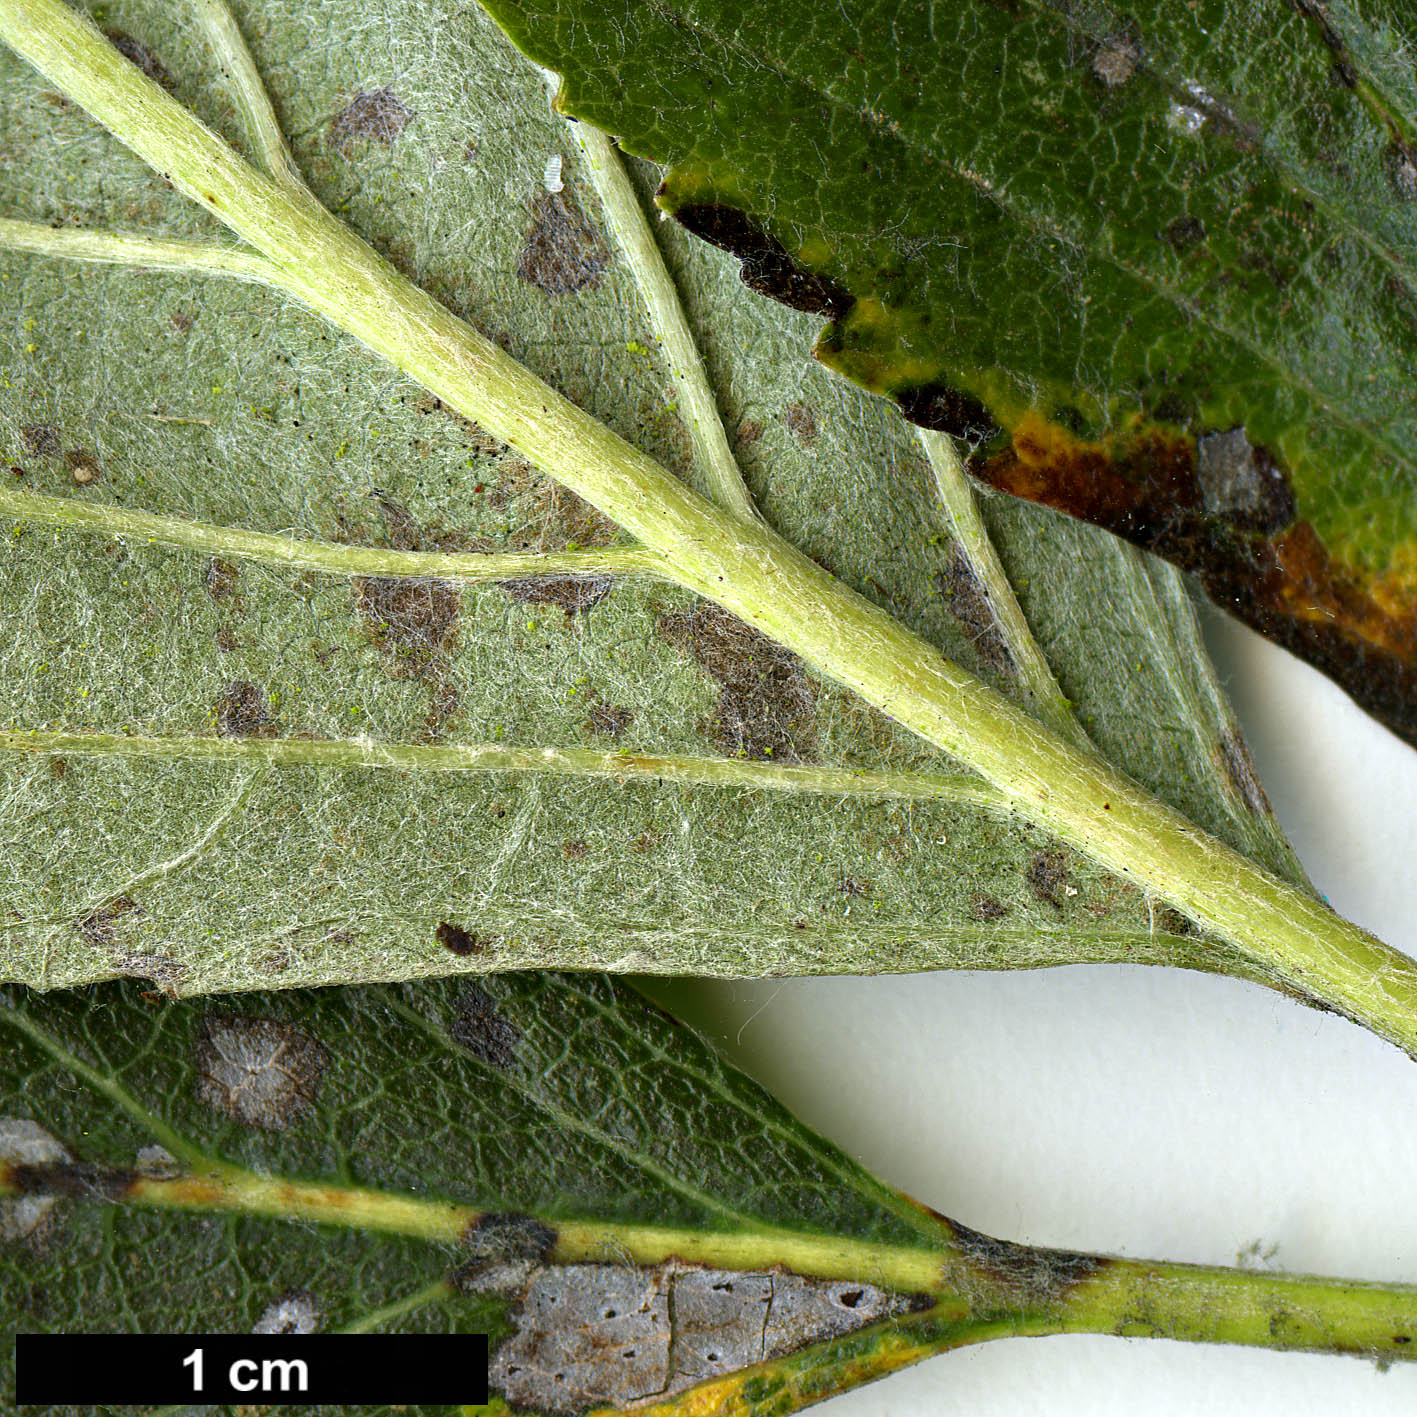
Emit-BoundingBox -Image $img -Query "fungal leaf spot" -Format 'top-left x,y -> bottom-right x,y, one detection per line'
1025,850 -> 1073,909
450,984 -> 521,1069
436,921 -> 495,958
330,88 -> 414,155
252,1290 -> 322,1334
466,1259 -> 916,1415
216,680 -> 277,738
500,574 -> 615,614
194,1015 -> 329,1132
517,188 -> 611,295
934,544 -> 1016,678
659,602 -> 818,762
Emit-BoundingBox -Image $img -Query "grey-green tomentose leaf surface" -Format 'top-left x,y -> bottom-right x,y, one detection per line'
5,973 -> 1417,1417
0,0 -> 1306,993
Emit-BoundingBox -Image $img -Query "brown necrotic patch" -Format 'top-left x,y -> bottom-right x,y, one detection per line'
517,188 -> 611,295
659,602 -> 818,762
19,425 -> 60,457
463,1258 -> 916,1416
104,29 -> 171,88
450,984 -> 521,1069
194,1015 -> 329,1132
500,575 -> 615,614
330,88 -> 414,154
671,202 -> 855,320
216,680 -> 276,738
355,575 -> 460,668
783,402 -> 818,446
76,895 -> 142,947
934,544 -> 1015,678
1025,850 -> 1072,908
436,921 -> 496,958
947,1220 -> 1106,1306
971,410 -> 1417,747
588,703 -> 633,738
205,558 -> 240,603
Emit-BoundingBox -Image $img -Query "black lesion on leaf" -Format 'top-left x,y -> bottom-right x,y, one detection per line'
894,383 -> 998,441
330,88 -> 414,155
1162,214 -> 1206,252
670,202 -> 855,320
4,1160 -> 139,1203
499,575 -> 615,614
659,602 -> 819,762
516,188 -> 612,295
450,983 -> 522,1069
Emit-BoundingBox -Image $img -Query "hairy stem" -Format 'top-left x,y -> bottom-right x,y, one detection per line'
572,121 -> 758,523
188,0 -> 304,191
1052,1253 -> 1417,1363
0,728 -> 1006,808
4,0 -> 1417,1055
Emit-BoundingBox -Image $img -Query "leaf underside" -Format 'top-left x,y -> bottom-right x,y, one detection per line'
481,0 -> 1417,746
0,0 -> 1304,993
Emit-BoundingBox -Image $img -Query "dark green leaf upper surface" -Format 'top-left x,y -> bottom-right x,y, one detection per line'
481,0 -> 1417,743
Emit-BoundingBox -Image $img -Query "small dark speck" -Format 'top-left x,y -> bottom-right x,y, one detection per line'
436,921 -> 494,958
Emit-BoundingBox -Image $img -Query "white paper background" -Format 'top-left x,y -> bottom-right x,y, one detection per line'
660,599 -> 1417,1416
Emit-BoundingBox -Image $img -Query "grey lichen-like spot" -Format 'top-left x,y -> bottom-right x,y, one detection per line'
194,1015 -> 330,1131
135,1144 -> 181,1178
465,1259 -> 915,1414
1091,42 -> 1137,88
1195,428 -> 1295,534
253,1290 -> 322,1335
0,1119 -> 71,1244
